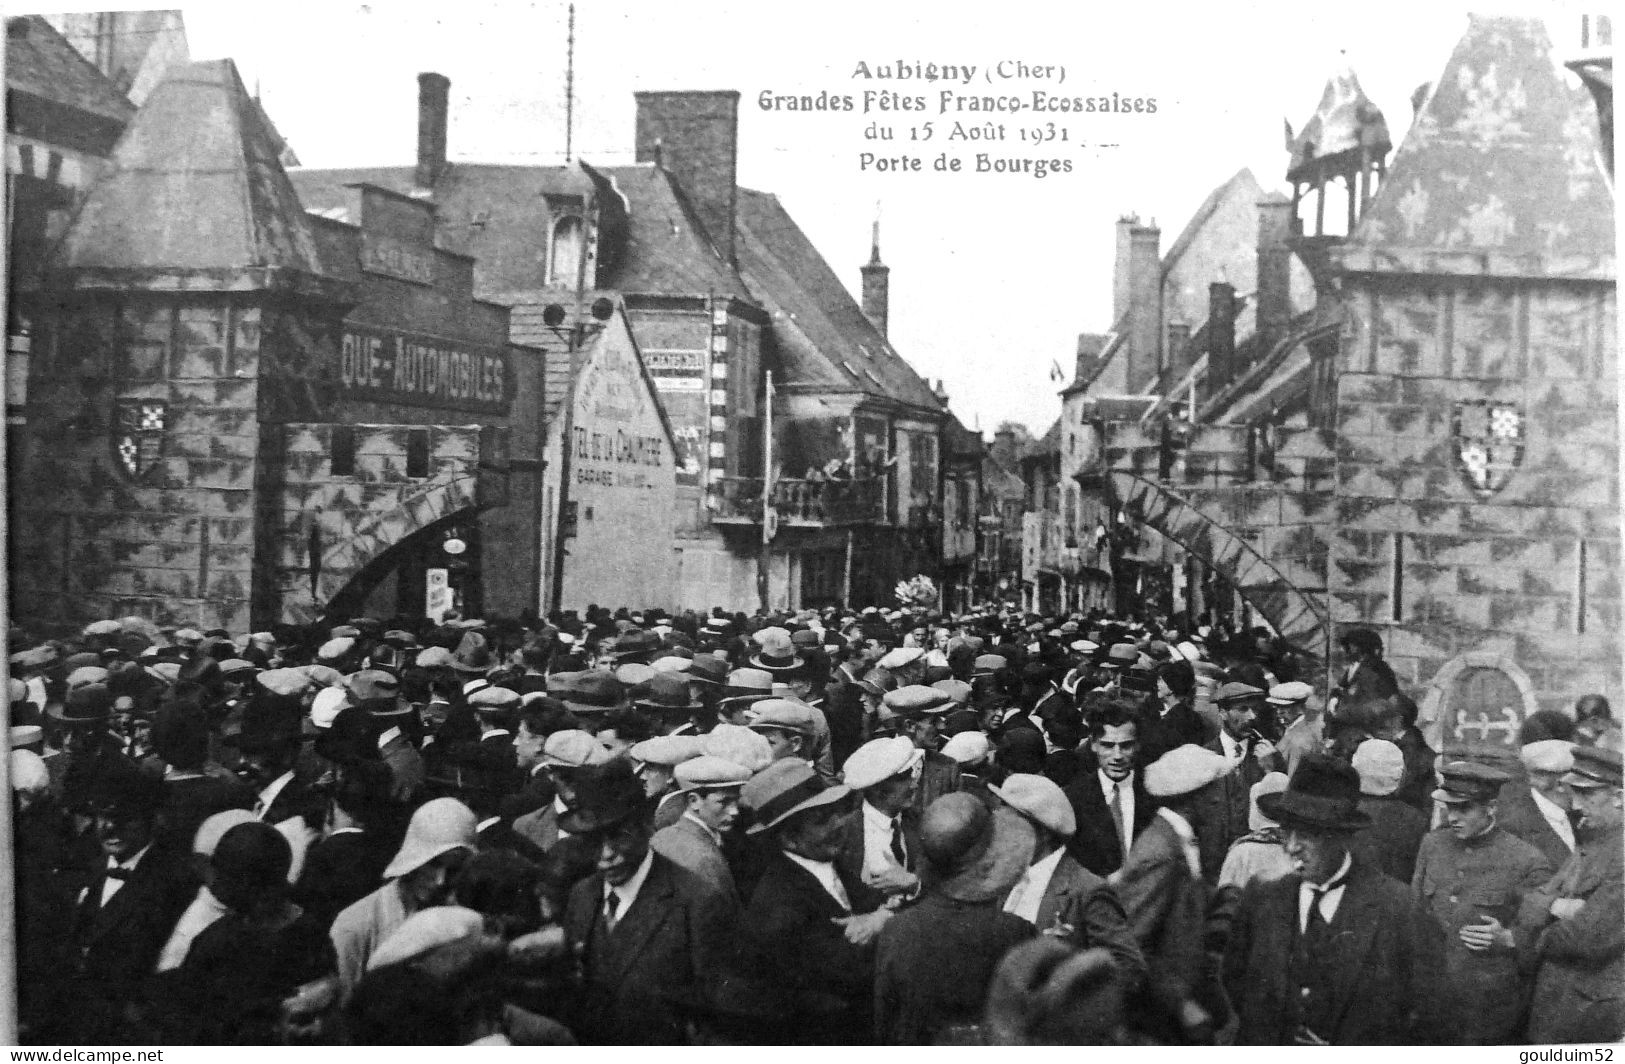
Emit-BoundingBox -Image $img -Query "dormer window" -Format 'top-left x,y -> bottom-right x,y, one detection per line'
547,215 -> 585,287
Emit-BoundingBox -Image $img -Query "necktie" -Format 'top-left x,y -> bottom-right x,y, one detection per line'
602,891 -> 621,931
1108,782 -> 1128,864
890,818 -> 907,867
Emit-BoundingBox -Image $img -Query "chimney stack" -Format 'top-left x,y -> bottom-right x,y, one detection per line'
1126,222 -> 1162,392
1112,215 -> 1139,326
1207,282 -> 1238,390
861,218 -> 890,337
1255,198 -> 1295,362
991,426 -> 1019,469
416,72 -> 450,190
634,91 -> 740,266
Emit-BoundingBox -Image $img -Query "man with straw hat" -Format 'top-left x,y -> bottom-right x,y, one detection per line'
1223,753 -> 1451,1045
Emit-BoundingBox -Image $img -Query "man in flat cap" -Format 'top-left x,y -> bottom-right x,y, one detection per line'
511,729 -> 612,854
1202,681 -> 1281,876
439,685 -> 522,808
651,755 -> 751,910
1518,746 -> 1624,1044
1267,681 -> 1321,777
1412,761 -> 1553,1043
1224,754 -> 1451,1045
1498,739 -> 1580,868
837,737 -> 925,912
882,684 -> 962,817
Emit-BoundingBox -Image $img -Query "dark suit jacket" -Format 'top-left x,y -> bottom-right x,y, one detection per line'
1028,851 -> 1147,996
1496,782 -> 1575,870
1201,734 -> 1277,880
1062,769 -> 1156,877
258,773 -> 324,830
821,679 -> 868,769
295,829 -> 391,930
835,804 -> 921,915
563,853 -> 729,1044
1351,795 -> 1429,885
1117,813 -> 1224,1036
1223,857 -> 1453,1045
733,851 -> 876,1043
70,843 -> 198,1000
160,773 -> 254,851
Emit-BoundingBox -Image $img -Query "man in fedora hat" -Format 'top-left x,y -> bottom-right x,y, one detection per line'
873,793 -> 1037,1044
651,755 -> 751,910
1518,745 -> 1624,1044
561,760 -> 730,1044
1223,753 -> 1451,1045
734,759 -> 886,1043
1411,761 -> 1552,1043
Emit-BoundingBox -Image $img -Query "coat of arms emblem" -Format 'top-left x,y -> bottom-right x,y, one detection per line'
1452,399 -> 1524,498
113,400 -> 167,480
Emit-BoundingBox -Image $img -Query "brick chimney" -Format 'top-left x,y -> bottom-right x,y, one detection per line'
634,91 -> 739,266
1125,222 -> 1162,392
860,218 -> 890,337
1112,215 -> 1138,326
416,72 -> 450,190
1255,197 -> 1295,360
1207,281 -> 1238,390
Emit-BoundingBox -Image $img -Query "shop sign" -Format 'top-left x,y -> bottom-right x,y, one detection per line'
339,325 -> 509,414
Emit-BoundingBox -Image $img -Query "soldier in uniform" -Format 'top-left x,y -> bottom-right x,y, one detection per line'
1411,762 -> 1553,1044
1517,746 -> 1624,1045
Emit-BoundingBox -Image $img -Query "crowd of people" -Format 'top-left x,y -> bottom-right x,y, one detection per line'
7,602 -> 1622,1045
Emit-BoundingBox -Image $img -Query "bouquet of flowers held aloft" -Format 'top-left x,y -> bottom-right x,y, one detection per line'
895,574 -> 938,610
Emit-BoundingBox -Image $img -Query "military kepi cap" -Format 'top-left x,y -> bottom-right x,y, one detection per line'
1431,761 -> 1512,804
1562,745 -> 1623,790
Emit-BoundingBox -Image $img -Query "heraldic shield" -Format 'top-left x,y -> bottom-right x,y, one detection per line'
113,399 -> 167,480
1453,399 -> 1525,498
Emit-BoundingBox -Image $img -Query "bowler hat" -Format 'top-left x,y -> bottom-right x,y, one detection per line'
606,629 -> 661,662
632,672 -> 702,713
1258,753 -> 1370,831
547,670 -> 624,716
556,761 -> 651,835
48,683 -> 113,726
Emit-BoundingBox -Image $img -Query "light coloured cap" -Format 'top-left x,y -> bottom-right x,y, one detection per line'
651,656 -> 693,674
1520,739 -> 1574,774
877,647 -> 924,671
675,755 -> 753,792
1144,744 -> 1233,798
1266,681 -> 1314,705
931,678 -> 972,705
614,662 -> 656,686
746,699 -> 817,737
368,906 -> 486,972
991,772 -> 1075,837
10,750 -> 48,795
302,664 -> 346,689
10,725 -> 43,749
66,666 -> 110,691
8,679 -> 25,704
383,798 -> 477,879
84,619 -> 124,637
1352,739 -> 1405,797
193,808 -> 258,856
941,731 -> 990,765
309,687 -> 348,729
629,734 -> 705,767
461,678 -> 492,698
416,647 -> 456,669
702,723 -> 773,773
317,637 -> 355,660
843,736 -> 923,790
1069,639 -> 1099,654
257,668 -> 312,698
1248,772 -> 1291,830
541,729 -> 613,769
882,684 -> 954,715
468,686 -> 521,710
1172,641 -> 1203,664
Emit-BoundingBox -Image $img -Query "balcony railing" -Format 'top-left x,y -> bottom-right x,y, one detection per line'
710,475 -> 886,526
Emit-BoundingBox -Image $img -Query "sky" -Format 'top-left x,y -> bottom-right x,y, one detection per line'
45,1 -> 1586,434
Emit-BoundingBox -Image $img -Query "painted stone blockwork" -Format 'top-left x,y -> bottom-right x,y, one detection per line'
270,423 -> 485,624
13,297 -> 263,632
1333,280 -> 1619,750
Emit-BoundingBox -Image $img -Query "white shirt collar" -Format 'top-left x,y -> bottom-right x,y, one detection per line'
604,848 -> 656,915
1218,729 -> 1244,761
682,810 -> 723,847
1157,806 -> 1202,878
1099,768 -> 1133,800
1530,789 -> 1576,848
377,726 -> 402,749
1297,851 -> 1353,932
109,843 -> 152,875
784,851 -> 852,912
481,729 -> 511,740
1003,846 -> 1067,924
257,770 -> 296,813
